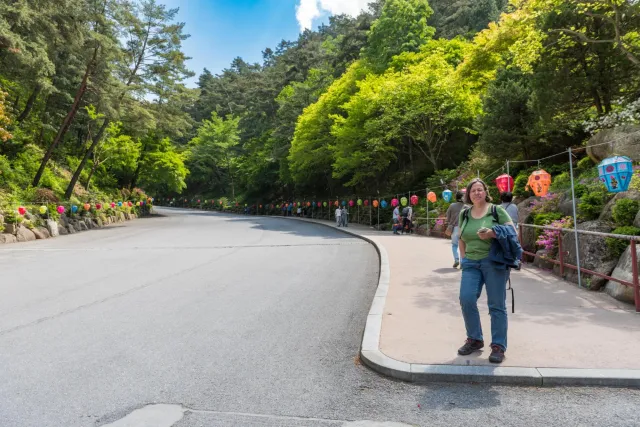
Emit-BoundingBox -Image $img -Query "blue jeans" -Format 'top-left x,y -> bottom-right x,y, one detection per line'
459,257 -> 509,350
451,226 -> 460,262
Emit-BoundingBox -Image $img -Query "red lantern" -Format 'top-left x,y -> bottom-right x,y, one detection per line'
95,203 -> 102,210
364,200 -> 369,206
17,206 -> 26,216
427,192 -> 437,203
410,195 -> 419,205
526,170 -> 552,197
495,174 -> 514,193
128,201 -> 133,207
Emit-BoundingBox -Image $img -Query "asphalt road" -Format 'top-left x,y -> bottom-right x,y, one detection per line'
0,207 -> 638,427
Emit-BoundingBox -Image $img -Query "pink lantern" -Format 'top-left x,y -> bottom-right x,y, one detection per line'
198,199 -> 201,203
349,200 -> 354,207
110,202 -> 116,208
391,198 -> 399,207
57,206 -> 65,214
410,195 -> 419,205
364,200 -> 369,206
317,202 -> 321,207
18,206 -> 27,215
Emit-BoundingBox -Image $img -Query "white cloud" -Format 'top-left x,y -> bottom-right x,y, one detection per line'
296,0 -> 372,31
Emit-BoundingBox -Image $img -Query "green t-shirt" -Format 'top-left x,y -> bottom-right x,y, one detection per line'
458,204 -> 513,260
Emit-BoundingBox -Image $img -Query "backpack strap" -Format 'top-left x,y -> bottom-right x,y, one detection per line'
491,205 -> 499,223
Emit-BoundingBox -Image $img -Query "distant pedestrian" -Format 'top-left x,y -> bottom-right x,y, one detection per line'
297,206 -> 302,217
287,203 -> 293,217
341,206 -> 349,227
402,205 -> 413,234
500,192 -> 519,231
392,205 -> 400,235
457,178 -> 515,364
445,191 -> 465,268
335,206 -> 342,226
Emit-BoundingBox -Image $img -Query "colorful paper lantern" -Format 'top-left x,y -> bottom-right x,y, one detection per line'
342,200 -> 347,207
410,195 -> 418,206
349,200 -> 354,207
95,203 -> 102,210
71,205 -> 78,213
391,198 -> 399,207
39,205 -> 47,214
373,200 -> 379,208
57,205 -> 65,214
442,189 -> 453,203
128,201 -> 133,207
381,200 -> 388,208
323,202 -> 328,207
526,170 -> 552,197
400,197 -> 408,206
427,192 -> 437,203
357,199 -> 363,206
117,202 -> 123,207
495,174 -> 514,193
307,202 -> 311,207
18,206 -> 26,216
364,200 -> 369,206
136,201 -> 141,207
598,156 -> 633,193
83,203 -> 91,211
316,202 -> 320,207
110,202 -> 116,208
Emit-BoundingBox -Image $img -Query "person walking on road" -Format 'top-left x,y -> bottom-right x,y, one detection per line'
335,205 -> 342,226
446,191 -> 465,268
457,178 -> 515,364
392,205 -> 401,235
341,206 -> 349,227
500,192 -> 519,230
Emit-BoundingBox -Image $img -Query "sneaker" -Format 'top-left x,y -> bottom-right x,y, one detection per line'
453,260 -> 459,268
457,339 -> 484,356
489,345 -> 505,363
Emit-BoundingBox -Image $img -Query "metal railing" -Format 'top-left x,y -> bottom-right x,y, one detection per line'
518,223 -> 640,312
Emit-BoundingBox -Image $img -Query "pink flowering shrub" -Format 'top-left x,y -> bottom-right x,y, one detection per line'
536,217 -> 573,257
530,193 -> 560,214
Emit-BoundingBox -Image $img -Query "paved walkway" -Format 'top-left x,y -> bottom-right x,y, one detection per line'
288,216 -> 640,385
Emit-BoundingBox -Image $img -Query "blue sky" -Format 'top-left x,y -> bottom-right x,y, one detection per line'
160,0 -> 371,87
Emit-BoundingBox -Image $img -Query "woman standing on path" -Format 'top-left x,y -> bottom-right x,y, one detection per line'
457,178 -> 514,364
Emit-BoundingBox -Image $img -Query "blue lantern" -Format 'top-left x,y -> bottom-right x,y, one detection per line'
380,200 -> 388,208
117,201 -> 123,207
598,156 -> 633,193
442,189 -> 453,203
342,200 -> 347,206
71,205 -> 78,213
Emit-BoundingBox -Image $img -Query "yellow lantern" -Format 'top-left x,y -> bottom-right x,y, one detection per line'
526,169 -> 552,197
39,205 -> 48,214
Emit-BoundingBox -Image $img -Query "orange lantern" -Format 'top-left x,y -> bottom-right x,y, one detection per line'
427,192 -> 437,203
526,170 -> 552,197
372,200 -> 379,208
495,174 -> 514,193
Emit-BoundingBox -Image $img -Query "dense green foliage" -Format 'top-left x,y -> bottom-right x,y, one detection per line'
612,199 -> 640,227
2,0 -> 640,209
606,226 -> 640,259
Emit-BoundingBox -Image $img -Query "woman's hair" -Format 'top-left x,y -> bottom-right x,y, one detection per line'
464,178 -> 493,205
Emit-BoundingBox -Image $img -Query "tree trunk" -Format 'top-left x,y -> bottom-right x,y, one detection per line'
85,162 -> 98,191
32,48 -> 98,187
64,119 -> 109,199
17,84 -> 41,123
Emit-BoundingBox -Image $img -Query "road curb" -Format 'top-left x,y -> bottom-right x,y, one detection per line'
282,216 -> 640,388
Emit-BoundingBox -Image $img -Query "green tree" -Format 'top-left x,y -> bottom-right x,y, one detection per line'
187,113 -> 240,200
362,0 -> 436,72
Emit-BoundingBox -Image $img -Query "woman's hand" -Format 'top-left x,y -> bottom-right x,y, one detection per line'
477,229 -> 496,240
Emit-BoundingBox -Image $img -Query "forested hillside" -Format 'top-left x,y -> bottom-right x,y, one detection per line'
1,0 -> 639,207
